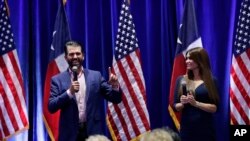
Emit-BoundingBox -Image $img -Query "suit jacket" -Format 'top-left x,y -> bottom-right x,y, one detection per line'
48,68 -> 122,141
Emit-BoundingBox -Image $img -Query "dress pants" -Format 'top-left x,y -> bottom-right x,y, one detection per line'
76,122 -> 87,141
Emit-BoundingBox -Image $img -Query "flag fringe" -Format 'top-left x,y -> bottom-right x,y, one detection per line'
130,131 -> 150,141
106,116 -> 150,141
43,115 -> 56,141
1,125 -> 29,141
106,116 -> 118,141
168,105 -> 180,131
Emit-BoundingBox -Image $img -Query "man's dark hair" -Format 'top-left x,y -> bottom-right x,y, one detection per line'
64,40 -> 84,55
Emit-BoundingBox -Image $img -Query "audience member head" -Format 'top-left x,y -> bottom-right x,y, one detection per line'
163,126 -> 181,141
140,128 -> 174,141
85,134 -> 111,141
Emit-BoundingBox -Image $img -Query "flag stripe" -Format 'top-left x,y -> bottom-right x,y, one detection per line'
230,0 -> 250,125
107,2 -> 150,140
118,56 -> 149,132
168,55 -> 186,130
234,53 -> 250,85
115,60 -> 141,136
230,90 -> 248,124
231,63 -> 250,105
1,54 -> 28,128
230,98 -> 248,124
126,52 -> 150,129
113,104 -> 131,140
0,82 -> 17,135
230,97 -> 243,124
230,55 -> 250,125
0,59 -> 20,131
134,50 -> 148,105
9,51 -> 24,94
110,58 -> 147,140
107,70 -> 132,140
116,101 -> 138,139
230,89 -> 249,124
169,55 -> 186,105
43,61 -> 61,141
230,68 -> 250,124
0,94 -> 12,136
112,60 -> 138,139
55,54 -> 68,72
131,50 -> 147,106
242,49 -> 250,71
186,37 -> 203,52
0,120 -> 3,139
0,1 -> 29,139
5,52 -> 28,126
107,106 -> 125,140
134,50 -> 146,88
233,77 -> 250,109
246,49 -> 250,70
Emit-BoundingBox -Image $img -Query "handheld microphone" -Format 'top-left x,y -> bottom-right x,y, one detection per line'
181,80 -> 187,96
72,66 -> 78,81
72,66 -> 79,92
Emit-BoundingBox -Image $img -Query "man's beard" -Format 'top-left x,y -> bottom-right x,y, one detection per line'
68,59 -> 83,69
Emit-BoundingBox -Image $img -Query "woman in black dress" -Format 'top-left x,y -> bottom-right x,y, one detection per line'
173,47 -> 219,141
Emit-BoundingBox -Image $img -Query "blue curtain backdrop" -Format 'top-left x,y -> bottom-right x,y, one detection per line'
6,0 -> 240,141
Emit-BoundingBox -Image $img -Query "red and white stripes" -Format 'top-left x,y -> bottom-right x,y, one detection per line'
0,50 -> 29,140
107,49 -> 150,141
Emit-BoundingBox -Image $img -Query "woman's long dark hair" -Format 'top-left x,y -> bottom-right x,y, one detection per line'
186,47 -> 219,105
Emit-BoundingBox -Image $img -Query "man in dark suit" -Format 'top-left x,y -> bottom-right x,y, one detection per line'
48,40 -> 122,141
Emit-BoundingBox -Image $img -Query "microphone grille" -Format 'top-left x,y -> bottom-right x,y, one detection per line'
72,66 -> 78,72
181,79 -> 186,85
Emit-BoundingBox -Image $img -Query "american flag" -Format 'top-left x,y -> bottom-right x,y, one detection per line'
106,1 -> 150,140
0,0 -> 29,140
168,0 -> 202,130
230,0 -> 250,125
42,1 -> 71,141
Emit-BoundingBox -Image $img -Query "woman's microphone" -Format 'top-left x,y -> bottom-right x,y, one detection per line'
181,80 -> 187,96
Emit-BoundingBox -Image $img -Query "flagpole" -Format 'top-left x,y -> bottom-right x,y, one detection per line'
4,0 -> 10,16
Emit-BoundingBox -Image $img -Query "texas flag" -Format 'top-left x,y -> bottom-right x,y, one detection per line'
42,1 -> 71,141
168,0 -> 203,130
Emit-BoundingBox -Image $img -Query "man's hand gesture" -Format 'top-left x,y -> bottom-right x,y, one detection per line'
108,67 -> 119,89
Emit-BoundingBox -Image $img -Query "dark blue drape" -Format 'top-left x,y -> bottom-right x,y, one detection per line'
6,0 -> 240,141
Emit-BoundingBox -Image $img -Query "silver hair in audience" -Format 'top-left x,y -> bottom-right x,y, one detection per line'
86,134 -> 111,141
140,128 -> 174,141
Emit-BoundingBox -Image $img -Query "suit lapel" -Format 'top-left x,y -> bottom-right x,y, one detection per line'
84,69 -> 90,104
